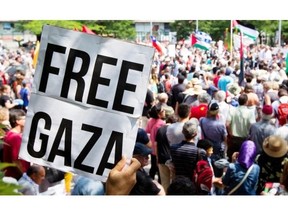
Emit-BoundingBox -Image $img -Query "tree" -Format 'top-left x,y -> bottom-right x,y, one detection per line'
170,20 -> 195,41
170,20 -> 230,42
15,20 -> 136,41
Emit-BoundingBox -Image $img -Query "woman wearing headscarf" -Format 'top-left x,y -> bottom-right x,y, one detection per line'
214,140 -> 260,195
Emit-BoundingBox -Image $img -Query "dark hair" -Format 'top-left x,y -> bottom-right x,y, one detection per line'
9,108 -> 26,128
177,74 -> 185,84
193,72 -> 200,79
177,103 -> 190,119
197,139 -> 213,151
278,88 -> 288,98
148,104 -> 162,119
166,114 -> 178,124
167,175 -> 197,195
26,164 -> 42,177
238,94 -> 248,106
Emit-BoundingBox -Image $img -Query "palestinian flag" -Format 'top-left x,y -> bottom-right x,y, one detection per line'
191,31 -> 212,51
232,20 -> 259,41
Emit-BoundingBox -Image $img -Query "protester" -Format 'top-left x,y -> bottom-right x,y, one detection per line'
170,119 -> 206,180
18,164 -> 46,195
2,108 -> 30,180
214,140 -> 260,195
129,142 -> 165,195
166,175 -> 197,195
255,135 -> 288,194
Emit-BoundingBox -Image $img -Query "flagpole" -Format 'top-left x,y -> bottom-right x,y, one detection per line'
150,21 -> 153,37
196,20 -> 198,32
239,29 -> 244,86
278,20 -> 282,47
230,20 -> 233,56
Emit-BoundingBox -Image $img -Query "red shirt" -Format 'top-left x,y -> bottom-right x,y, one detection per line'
190,104 -> 208,120
3,130 -> 30,180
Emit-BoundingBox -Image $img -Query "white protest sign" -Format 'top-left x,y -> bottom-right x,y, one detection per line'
19,25 -> 154,182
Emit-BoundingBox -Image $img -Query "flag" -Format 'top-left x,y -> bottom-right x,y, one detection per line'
238,30 -> 245,85
232,20 -> 259,41
150,36 -> 164,55
224,28 -> 230,51
191,31 -> 212,51
32,40 -> 40,69
82,25 -> 95,34
232,34 -> 255,50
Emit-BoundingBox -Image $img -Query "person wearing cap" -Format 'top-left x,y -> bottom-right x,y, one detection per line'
248,105 -> 277,154
129,142 -> 165,195
255,135 -> 288,194
199,102 -> 228,180
170,119 -> 206,181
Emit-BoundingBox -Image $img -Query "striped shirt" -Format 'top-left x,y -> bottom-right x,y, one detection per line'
170,141 -> 206,180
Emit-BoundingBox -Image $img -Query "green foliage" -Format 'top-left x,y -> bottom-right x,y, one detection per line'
170,20 -> 231,41
0,163 -> 22,195
17,20 -> 136,41
170,20 -> 194,41
20,20 -> 82,35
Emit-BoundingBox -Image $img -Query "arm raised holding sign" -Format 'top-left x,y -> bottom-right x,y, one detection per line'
106,156 -> 140,195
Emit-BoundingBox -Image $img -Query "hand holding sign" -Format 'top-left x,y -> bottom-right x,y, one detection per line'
106,156 -> 140,195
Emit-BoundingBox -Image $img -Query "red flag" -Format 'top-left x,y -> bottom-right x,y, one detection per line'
191,33 -> 197,46
150,36 -> 163,55
232,20 -> 238,28
82,25 -> 95,34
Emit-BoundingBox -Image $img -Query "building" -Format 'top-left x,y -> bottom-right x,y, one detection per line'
134,20 -> 176,43
0,21 -> 37,50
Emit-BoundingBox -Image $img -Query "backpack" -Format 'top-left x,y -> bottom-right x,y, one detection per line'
192,159 -> 213,195
277,103 -> 288,126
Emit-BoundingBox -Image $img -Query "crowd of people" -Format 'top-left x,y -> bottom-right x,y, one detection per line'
0,36 -> 288,196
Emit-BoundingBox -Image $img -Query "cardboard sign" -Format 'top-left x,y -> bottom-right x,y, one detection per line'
19,25 -> 154,181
